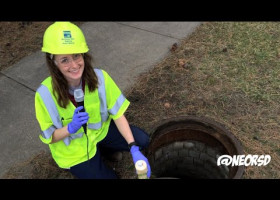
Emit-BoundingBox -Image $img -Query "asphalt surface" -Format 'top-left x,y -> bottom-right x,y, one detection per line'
0,22 -> 201,178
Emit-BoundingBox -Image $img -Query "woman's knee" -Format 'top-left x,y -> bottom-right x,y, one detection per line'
131,126 -> 150,148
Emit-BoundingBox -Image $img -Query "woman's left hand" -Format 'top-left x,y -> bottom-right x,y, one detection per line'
130,145 -> 151,178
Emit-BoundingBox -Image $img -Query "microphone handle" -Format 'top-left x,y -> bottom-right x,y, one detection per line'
77,101 -> 85,112
76,101 -> 87,134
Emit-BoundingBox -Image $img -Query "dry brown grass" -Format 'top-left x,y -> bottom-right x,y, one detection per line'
125,22 -> 280,179
0,21 -> 83,71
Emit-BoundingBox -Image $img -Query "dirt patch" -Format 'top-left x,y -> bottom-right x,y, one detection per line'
0,21 -> 82,71
0,22 -> 52,71
2,150 -> 137,179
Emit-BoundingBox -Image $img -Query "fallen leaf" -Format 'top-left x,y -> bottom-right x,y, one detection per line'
164,102 -> 171,108
170,43 -> 178,52
178,58 -> 187,67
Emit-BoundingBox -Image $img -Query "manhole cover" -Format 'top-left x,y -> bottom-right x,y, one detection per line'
147,116 -> 244,179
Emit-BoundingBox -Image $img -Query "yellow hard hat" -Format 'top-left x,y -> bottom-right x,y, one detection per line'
42,22 -> 89,54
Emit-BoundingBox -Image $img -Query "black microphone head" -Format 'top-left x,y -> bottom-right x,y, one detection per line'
74,89 -> 84,103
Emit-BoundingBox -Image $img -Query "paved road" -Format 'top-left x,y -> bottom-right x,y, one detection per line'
0,22 -> 201,178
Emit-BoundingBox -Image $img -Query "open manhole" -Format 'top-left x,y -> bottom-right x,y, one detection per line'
147,116 -> 244,179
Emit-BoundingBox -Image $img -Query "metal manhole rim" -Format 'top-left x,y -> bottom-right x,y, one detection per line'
148,115 -> 245,179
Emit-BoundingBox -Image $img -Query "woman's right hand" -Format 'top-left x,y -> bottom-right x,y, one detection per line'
67,106 -> 89,134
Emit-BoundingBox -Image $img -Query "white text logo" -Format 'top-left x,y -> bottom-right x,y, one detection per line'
217,155 -> 271,166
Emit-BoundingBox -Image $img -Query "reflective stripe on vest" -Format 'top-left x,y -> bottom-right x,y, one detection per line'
37,84 -> 83,145
37,69 -> 105,146
93,68 -> 108,122
37,84 -> 62,131
108,93 -> 126,115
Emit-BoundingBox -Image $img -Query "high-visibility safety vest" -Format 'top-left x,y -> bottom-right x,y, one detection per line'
35,69 -> 130,168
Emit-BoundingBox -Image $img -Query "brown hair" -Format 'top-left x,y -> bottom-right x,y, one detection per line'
45,53 -> 98,108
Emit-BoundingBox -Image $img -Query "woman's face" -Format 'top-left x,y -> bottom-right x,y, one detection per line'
54,53 -> 84,86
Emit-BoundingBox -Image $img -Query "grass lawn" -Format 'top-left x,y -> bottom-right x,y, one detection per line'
125,22 -> 280,179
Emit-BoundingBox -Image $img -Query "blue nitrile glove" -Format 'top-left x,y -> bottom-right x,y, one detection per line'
67,106 -> 89,134
130,145 -> 151,178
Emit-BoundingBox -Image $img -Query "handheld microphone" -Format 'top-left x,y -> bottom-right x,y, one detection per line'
74,89 -> 87,134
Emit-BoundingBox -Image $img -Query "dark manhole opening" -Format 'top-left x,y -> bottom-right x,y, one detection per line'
147,116 -> 244,179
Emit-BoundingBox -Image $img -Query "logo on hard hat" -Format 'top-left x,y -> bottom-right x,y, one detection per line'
62,30 -> 74,44
63,31 -> 72,38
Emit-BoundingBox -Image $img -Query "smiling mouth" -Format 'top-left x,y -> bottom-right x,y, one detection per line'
69,67 -> 80,74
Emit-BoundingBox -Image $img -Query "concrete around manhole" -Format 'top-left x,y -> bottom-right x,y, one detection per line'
147,116 -> 244,179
